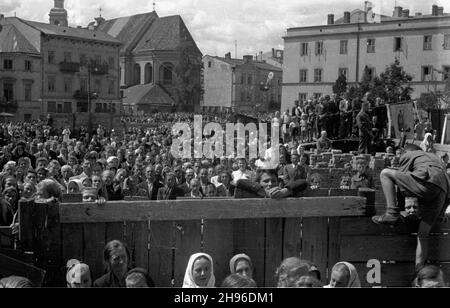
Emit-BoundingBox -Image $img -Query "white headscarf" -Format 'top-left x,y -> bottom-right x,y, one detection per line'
229,253 -> 252,274
182,253 -> 215,288
325,261 -> 361,288
420,133 -> 433,152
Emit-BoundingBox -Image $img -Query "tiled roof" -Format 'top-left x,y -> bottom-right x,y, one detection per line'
123,83 -> 175,106
0,24 -> 39,54
98,12 -> 158,53
213,56 -> 282,71
19,18 -> 121,44
133,15 -> 201,54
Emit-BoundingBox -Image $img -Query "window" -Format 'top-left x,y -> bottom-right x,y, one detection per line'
422,66 -> 433,81
94,79 -> 101,94
47,101 -> 56,113
314,69 -> 323,82
241,74 -> 245,84
301,42 -> 308,56
63,102 -> 72,113
338,68 -> 348,79
367,39 -> 376,53
48,51 -> 55,64
208,61 -> 212,68
394,37 -> 402,52
108,79 -> 115,95
442,66 -> 450,81
247,75 -> 252,85
64,77 -> 72,93
299,93 -> 307,102
315,41 -> 323,55
94,55 -> 102,65
445,35 -> 450,50
80,78 -> 88,92
63,52 -> 72,62
57,103 -> 63,113
3,59 -> 13,70
80,54 -> 87,66
3,81 -> 14,101
366,67 -> 375,81
24,81 -> 32,101
299,69 -> 308,82
25,60 -> 32,71
340,40 -> 348,54
108,57 -> 115,69
48,76 -> 56,92
423,35 -> 432,50
313,93 -> 322,100
162,64 -> 173,85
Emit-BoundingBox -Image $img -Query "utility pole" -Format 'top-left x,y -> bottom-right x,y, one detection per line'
356,23 -> 361,84
235,40 -> 237,59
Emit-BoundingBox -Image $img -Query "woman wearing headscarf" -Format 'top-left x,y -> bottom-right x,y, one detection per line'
66,259 -> 92,288
326,261 -> 361,288
229,253 -> 253,279
182,253 -> 215,288
420,132 -> 436,153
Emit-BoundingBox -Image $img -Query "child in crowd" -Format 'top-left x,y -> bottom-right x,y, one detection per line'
350,160 -> 374,190
66,259 -> 92,288
326,261 -> 361,288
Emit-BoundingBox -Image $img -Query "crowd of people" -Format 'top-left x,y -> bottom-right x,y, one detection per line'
0,93 -> 449,287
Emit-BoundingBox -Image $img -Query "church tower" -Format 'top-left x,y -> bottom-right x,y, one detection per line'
49,0 -> 68,27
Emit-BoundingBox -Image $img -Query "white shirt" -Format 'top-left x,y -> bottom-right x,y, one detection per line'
232,170 -> 251,183
210,175 -> 221,187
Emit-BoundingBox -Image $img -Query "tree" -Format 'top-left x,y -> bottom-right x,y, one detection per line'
417,92 -> 439,111
378,58 -> 413,103
173,44 -> 202,112
332,73 -> 348,97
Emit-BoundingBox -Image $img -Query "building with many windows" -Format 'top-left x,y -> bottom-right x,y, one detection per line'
281,4 -> 450,112
203,53 -> 282,113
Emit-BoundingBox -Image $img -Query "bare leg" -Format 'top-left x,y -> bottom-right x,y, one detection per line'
379,168 -> 398,214
416,221 -> 432,272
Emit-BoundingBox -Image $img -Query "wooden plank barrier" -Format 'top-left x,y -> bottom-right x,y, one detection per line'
12,190 -> 450,287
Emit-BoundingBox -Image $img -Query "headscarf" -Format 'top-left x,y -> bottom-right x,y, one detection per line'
182,253 -> 215,288
66,259 -> 91,288
327,262 -> 361,288
229,254 -> 252,274
68,179 -> 83,193
420,133 -> 433,152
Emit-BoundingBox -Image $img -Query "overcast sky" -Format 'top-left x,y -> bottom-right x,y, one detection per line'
0,0 -> 447,57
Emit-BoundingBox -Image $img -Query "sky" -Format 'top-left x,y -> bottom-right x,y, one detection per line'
0,0 -> 447,58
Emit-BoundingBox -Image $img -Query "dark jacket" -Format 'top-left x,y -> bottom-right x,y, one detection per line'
93,271 -> 125,288
136,180 -> 164,200
235,179 -> 308,198
157,186 -> 185,200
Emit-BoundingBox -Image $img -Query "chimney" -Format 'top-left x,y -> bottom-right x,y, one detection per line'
272,48 -> 275,57
402,9 -> 410,18
415,12 -> 422,17
393,6 -> 403,17
243,55 -> 253,63
225,52 -> 231,59
432,5 -> 438,16
343,11 -> 350,23
438,7 -> 444,16
327,14 -> 334,25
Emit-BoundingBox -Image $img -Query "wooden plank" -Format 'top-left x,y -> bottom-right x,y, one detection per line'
327,218 -> 341,283
61,194 -> 82,203
329,188 -> 359,197
264,218 -> 284,287
133,222 -> 149,271
0,252 -> 46,287
83,223 -> 106,280
353,262 -> 450,287
173,220 -> 202,287
105,222 -> 124,243
0,226 -> 13,248
44,201 -> 63,286
148,221 -> 174,287
203,219 -> 234,287
60,197 -> 367,223
301,217 -> 329,284
282,218 -> 302,259
18,199 -> 34,251
233,219 -> 265,287
123,221 -> 136,266
61,224 -> 84,266
340,234 -> 450,262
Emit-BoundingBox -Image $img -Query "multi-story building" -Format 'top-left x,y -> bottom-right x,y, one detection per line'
97,11 -> 202,113
0,19 -> 42,121
0,0 -> 122,121
202,54 -> 282,113
282,4 -> 450,112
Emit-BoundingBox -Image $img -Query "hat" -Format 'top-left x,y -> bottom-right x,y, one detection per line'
106,156 -> 118,164
66,259 -> 90,285
290,149 -> 299,156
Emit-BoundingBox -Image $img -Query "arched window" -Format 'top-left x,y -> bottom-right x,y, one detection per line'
134,64 -> 141,85
144,63 -> 153,84
160,62 -> 174,85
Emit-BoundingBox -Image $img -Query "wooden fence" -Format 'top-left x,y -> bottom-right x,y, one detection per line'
3,189 -> 450,287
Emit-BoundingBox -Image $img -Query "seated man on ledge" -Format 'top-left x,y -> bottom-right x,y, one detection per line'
372,143 -> 450,272
316,131 -> 332,153
235,169 -> 308,199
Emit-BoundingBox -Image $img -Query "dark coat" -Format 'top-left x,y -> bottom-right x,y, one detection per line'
157,186 -> 185,200
136,180 -> 164,200
93,271 -> 125,288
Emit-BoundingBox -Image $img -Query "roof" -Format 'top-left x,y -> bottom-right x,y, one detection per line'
19,18 -> 121,44
334,9 -> 449,24
212,56 -> 282,71
122,83 -> 175,106
0,24 -> 40,54
133,15 -> 202,54
97,12 -> 158,53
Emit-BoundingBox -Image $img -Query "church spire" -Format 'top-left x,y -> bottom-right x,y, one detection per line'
49,0 -> 68,27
